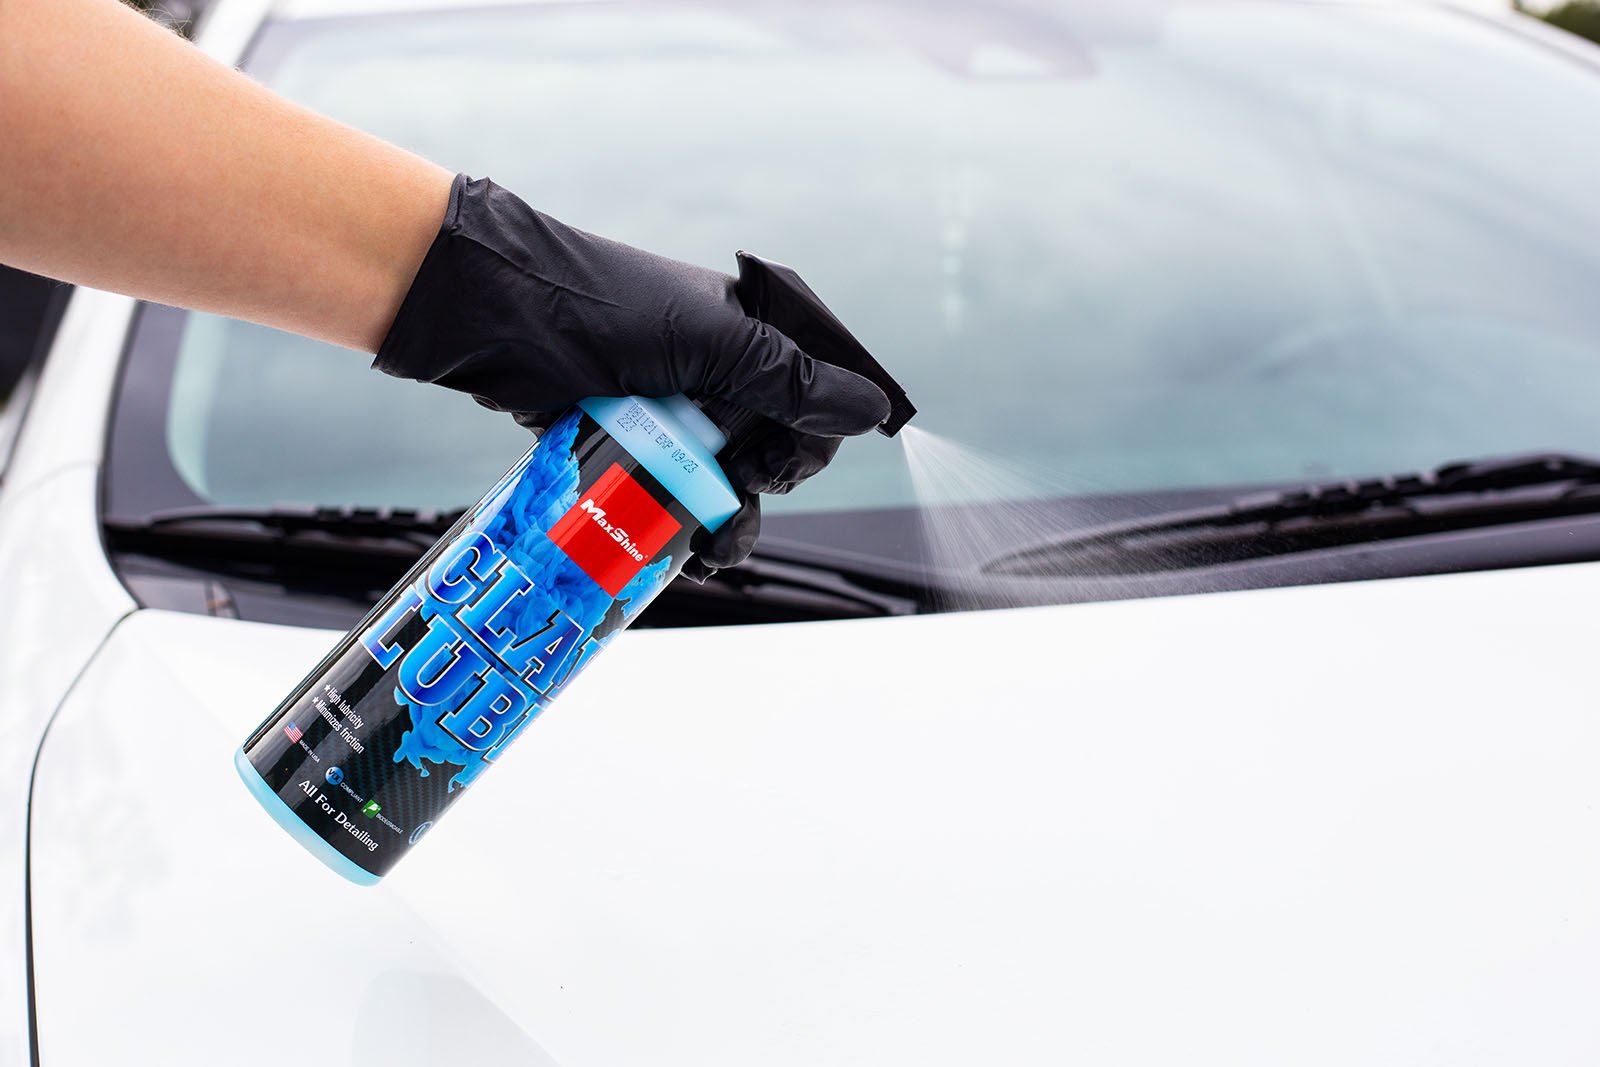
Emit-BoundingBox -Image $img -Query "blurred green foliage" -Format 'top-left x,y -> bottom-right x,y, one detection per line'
1535,2 -> 1600,44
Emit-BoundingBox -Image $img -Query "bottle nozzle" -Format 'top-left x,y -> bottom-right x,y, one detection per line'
694,396 -> 762,448
732,252 -> 917,438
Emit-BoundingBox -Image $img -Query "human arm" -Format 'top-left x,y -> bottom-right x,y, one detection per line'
0,0 -> 890,574
0,0 -> 452,352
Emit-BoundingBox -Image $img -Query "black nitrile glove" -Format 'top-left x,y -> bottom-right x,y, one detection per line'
376,174 -> 890,579
679,424 -> 847,583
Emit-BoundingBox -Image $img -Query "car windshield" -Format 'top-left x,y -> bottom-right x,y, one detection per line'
105,0 -> 1600,611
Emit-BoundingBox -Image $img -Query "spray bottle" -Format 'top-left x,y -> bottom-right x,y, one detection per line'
235,253 -> 916,884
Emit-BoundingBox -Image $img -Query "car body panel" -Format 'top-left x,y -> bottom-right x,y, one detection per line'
9,2 -> 1600,1065
29,563 -> 1600,1064
0,278 -> 142,1067
0,466 -> 134,1067
1,290 -> 134,499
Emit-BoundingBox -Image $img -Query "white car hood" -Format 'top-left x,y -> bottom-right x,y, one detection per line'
27,565 -> 1600,1065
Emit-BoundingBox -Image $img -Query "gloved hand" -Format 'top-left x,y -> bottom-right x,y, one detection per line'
376,173 -> 890,580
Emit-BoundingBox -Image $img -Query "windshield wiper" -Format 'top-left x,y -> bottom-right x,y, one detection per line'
120,503 -> 465,537
985,452 -> 1600,577
104,503 -> 467,562
105,507 -> 933,620
688,538 -> 928,620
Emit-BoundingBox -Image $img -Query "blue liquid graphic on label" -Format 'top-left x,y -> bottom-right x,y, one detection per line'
366,411 -> 674,792
239,401 -> 722,882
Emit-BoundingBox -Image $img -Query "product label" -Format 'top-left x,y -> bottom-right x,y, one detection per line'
548,462 -> 682,595
240,410 -> 701,878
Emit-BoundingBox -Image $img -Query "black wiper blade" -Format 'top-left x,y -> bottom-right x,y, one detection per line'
1242,452 -> 1600,514
985,452 -> 1600,576
680,537 -> 928,621
105,508 -> 932,621
111,503 -> 466,541
104,504 -> 469,575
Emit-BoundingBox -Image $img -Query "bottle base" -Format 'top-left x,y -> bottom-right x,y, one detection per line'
233,747 -> 382,887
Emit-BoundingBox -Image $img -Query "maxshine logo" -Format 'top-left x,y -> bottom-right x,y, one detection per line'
549,463 -> 680,596
577,498 -> 646,562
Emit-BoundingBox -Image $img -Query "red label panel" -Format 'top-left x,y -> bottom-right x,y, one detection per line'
548,463 -> 682,596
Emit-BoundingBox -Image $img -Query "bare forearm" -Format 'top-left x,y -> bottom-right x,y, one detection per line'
0,0 -> 452,352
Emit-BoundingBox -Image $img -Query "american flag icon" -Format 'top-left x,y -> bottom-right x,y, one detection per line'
283,723 -> 304,743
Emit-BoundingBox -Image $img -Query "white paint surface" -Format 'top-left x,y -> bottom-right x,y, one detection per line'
27,562 -> 1600,1063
